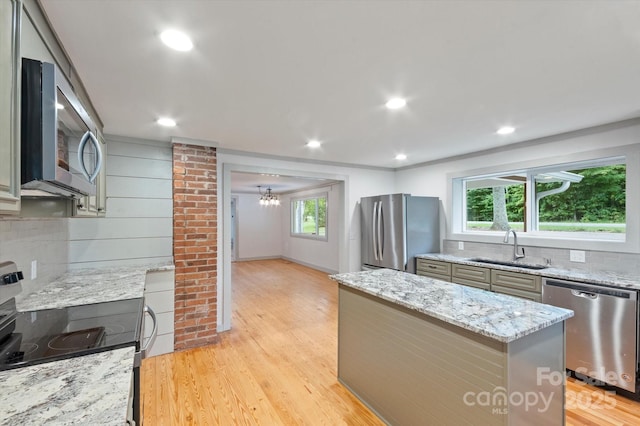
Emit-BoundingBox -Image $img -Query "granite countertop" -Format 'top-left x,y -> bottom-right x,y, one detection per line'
2,263 -> 173,425
16,263 -> 174,311
0,347 -> 135,426
417,253 -> 640,290
330,268 -> 573,343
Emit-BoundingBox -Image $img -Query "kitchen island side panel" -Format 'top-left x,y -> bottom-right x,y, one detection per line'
338,285 -> 564,426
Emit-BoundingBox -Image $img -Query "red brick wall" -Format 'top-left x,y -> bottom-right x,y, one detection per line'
172,144 -> 218,350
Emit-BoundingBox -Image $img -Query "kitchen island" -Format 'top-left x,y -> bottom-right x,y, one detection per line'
330,268 -> 573,426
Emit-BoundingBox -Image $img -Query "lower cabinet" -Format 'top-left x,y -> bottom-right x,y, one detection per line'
416,258 -> 542,301
416,259 -> 451,281
491,269 -> 542,302
451,264 -> 490,290
144,269 -> 175,357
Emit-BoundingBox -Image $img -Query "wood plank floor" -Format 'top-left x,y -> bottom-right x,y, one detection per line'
142,259 -> 640,425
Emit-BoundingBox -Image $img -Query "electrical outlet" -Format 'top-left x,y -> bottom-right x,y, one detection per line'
31,260 -> 37,280
458,241 -> 464,250
569,250 -> 586,263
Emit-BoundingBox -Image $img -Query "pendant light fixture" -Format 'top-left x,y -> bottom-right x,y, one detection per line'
258,186 -> 280,206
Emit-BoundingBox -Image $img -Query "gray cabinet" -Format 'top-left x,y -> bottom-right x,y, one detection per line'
451,263 -> 491,290
417,258 -> 543,301
491,269 -> 542,302
0,0 -> 21,214
416,258 -> 451,281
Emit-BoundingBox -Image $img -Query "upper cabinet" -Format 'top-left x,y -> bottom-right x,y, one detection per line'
0,0 -> 22,214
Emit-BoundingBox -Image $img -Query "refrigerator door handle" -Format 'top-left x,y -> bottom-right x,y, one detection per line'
372,201 -> 379,260
377,201 -> 383,260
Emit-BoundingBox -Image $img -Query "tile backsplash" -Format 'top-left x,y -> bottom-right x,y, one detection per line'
0,218 -> 68,301
443,239 -> 640,275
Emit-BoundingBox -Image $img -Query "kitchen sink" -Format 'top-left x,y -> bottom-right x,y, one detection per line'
468,258 -> 549,270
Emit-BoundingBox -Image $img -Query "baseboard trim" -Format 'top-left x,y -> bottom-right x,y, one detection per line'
235,256 -> 338,275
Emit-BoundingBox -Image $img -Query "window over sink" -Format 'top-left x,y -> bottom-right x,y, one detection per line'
450,145 -> 640,253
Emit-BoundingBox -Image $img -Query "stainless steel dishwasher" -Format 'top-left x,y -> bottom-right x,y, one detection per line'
543,278 -> 638,393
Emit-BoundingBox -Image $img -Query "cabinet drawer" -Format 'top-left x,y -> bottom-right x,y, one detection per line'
491,285 -> 542,302
451,277 -> 491,291
452,264 -> 491,284
416,259 -> 451,279
491,270 -> 541,293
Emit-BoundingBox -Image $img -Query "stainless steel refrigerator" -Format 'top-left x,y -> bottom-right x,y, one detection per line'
361,194 -> 439,273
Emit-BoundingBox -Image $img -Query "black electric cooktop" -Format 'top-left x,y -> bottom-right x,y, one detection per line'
0,298 -> 143,371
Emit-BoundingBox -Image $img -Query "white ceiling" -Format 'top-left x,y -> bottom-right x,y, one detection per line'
40,0 -> 640,176
230,171 -> 336,194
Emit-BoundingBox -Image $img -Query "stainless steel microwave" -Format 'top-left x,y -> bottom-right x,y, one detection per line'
21,58 -> 103,198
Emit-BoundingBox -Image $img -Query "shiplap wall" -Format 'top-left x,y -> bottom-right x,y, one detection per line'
68,137 -> 173,269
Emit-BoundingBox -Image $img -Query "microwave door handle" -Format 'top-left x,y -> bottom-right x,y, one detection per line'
77,131 -> 104,183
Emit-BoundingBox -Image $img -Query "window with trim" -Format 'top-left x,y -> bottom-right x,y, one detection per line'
458,157 -> 626,241
291,194 -> 327,239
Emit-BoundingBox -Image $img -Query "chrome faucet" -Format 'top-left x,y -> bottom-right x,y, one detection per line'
503,229 -> 525,260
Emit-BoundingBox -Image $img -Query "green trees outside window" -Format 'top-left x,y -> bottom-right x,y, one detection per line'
464,161 -> 626,236
291,195 -> 327,238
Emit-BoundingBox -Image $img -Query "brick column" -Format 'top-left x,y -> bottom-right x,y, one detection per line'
172,144 -> 218,350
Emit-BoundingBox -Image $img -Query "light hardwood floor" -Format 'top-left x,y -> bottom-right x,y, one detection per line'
142,259 -> 640,425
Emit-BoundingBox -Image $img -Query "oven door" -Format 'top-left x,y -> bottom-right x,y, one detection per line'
131,304 -> 157,425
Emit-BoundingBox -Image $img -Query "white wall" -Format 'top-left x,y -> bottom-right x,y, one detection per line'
68,136 -> 173,269
233,192 -> 282,260
280,183 -> 341,273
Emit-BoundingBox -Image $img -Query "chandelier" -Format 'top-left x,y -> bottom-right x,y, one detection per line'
258,185 -> 280,206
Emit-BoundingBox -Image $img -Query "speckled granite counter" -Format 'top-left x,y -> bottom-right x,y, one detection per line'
417,253 -> 640,290
0,347 -> 134,426
16,263 -> 174,311
2,263 -> 174,425
330,268 -> 573,343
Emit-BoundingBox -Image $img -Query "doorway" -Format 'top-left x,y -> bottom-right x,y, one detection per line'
219,163 -> 349,332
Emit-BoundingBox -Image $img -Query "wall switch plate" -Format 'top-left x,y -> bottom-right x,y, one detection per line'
31,260 -> 37,280
569,250 -> 586,263
458,241 -> 464,250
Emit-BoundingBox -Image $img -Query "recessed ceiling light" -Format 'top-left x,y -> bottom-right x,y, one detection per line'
157,117 -> 176,127
395,154 -> 407,160
55,103 -> 64,110
160,29 -> 193,52
497,126 -> 515,135
306,140 -> 322,148
385,98 -> 407,110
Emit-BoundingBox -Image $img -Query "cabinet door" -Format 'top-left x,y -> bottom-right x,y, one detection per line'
0,0 -> 21,214
491,269 -> 541,293
416,259 -> 451,281
451,264 -> 491,290
491,284 -> 542,302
